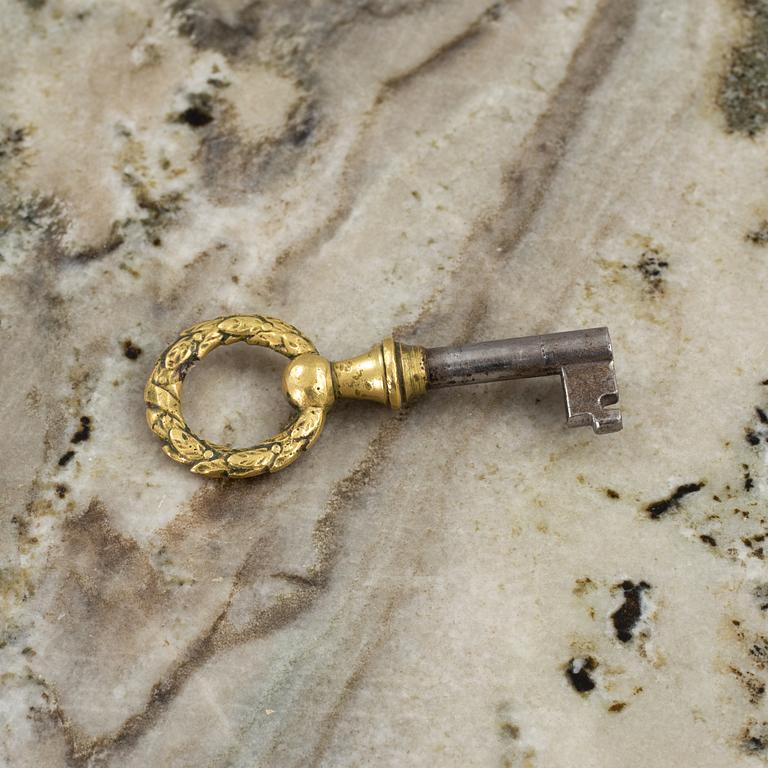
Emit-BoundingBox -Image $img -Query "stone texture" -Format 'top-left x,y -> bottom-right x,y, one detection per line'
1,1 -> 768,766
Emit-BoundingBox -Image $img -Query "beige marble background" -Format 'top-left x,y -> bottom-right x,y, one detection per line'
2,0 -> 768,766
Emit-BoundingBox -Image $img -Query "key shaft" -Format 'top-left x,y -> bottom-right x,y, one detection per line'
424,328 -> 612,387
423,328 -> 622,435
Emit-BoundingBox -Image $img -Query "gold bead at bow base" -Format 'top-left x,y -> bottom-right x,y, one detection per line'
282,354 -> 336,411
145,315 -> 427,479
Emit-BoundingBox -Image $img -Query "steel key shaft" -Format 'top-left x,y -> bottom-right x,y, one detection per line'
424,327 -> 622,434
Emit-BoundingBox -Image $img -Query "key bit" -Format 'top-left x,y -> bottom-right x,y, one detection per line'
146,315 -> 622,479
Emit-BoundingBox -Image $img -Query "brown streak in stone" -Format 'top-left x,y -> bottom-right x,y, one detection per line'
264,1 -> 508,299
494,0 -> 639,258
270,570 -> 320,588
375,2 -> 504,103
197,93 -> 317,204
396,0 -> 639,342
43,417 -> 407,764
303,596 -> 400,768
68,221 -> 124,263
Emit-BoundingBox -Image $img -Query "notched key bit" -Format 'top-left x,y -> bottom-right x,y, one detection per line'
146,316 -> 622,479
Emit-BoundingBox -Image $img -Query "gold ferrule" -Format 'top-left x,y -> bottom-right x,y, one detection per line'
330,338 -> 427,410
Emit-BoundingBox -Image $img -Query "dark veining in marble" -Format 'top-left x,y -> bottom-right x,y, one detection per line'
493,0 -> 638,260
741,720 -> 768,754
265,0 -> 508,297
397,0 -> 640,345
719,0 -> 768,136
39,416 -> 406,765
171,0 -> 437,64
378,1 -> 504,99
645,481 -> 705,519
731,666 -> 766,705
746,220 -> 768,245
70,416 -> 91,444
754,583 -> 768,611
57,450 -> 75,467
611,580 -> 650,643
636,248 -> 669,295
175,93 -> 216,128
745,404 -> 768,446
743,464 -> 755,491
69,223 -> 124,263
0,126 -> 27,159
566,656 -> 597,694
122,340 -> 142,360
171,0 -> 261,58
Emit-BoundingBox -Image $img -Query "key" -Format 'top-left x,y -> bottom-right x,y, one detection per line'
145,316 -> 622,479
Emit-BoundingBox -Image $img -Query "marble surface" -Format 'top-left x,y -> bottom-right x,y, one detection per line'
2,0 -> 768,765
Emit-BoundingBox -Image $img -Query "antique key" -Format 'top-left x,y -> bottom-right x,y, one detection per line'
145,316 -> 622,478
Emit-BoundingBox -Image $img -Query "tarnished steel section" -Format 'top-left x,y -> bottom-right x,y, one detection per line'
424,328 -> 621,434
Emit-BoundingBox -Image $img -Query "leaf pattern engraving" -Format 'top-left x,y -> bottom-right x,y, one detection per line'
168,428 -> 207,461
144,315 -> 325,478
